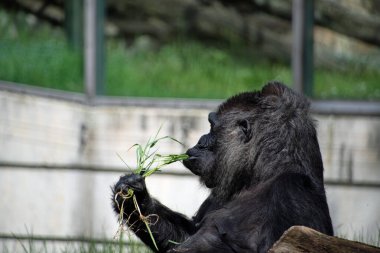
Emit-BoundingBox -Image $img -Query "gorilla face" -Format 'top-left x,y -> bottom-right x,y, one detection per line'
184,110 -> 254,189
184,112 -> 218,188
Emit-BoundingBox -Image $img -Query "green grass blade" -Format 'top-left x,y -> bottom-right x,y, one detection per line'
168,240 -> 180,245
133,195 -> 159,251
115,128 -> 189,250
144,220 -> 159,251
116,153 -> 132,171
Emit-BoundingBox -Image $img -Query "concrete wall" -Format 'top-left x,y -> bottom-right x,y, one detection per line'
0,89 -> 379,243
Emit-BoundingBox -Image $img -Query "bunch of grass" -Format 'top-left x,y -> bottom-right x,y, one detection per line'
114,130 -> 188,250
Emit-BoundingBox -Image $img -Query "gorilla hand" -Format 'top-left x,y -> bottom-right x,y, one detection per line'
112,174 -> 150,217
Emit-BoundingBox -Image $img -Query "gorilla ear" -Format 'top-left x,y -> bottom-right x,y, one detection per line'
238,119 -> 252,143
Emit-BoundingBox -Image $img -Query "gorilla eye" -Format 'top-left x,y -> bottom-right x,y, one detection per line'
238,119 -> 252,142
197,134 -> 214,149
238,120 -> 248,132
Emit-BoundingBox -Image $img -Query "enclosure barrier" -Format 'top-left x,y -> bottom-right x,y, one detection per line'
1,81 -> 380,249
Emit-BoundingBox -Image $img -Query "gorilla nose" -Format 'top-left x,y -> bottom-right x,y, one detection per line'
186,147 -> 197,158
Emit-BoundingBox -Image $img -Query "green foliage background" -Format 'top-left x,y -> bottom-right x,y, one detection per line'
0,10 -> 379,100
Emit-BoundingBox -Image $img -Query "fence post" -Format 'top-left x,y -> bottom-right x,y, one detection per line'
84,0 -> 105,99
292,0 -> 314,97
65,0 -> 84,52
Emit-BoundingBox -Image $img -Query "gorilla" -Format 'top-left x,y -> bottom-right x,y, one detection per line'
112,82 -> 333,253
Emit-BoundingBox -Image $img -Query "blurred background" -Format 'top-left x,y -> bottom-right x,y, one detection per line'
0,0 -> 379,252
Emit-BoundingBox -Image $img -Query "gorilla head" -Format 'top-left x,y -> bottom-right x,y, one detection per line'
184,82 -> 324,202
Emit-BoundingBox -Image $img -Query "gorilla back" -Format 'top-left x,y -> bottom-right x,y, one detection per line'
112,82 -> 333,253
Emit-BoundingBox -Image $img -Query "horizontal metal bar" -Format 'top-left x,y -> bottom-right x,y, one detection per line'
94,95 -> 220,110
0,81 -> 220,110
1,162 -> 380,188
1,81 -> 380,115
311,100 -> 380,116
324,180 -> 380,189
0,81 -> 87,104
0,161 -> 194,177
0,233 -> 140,246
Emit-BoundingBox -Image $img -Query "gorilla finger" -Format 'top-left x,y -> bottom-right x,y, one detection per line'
116,174 -> 146,192
125,174 -> 146,192
114,181 -> 128,193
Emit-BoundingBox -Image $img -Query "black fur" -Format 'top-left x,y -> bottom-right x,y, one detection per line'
111,81 -> 333,253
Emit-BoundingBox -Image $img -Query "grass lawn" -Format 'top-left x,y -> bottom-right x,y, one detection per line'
0,11 -> 379,100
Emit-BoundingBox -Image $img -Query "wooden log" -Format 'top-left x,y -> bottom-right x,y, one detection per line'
269,226 -> 380,253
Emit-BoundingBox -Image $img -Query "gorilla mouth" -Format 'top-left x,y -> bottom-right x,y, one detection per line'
183,156 -> 201,176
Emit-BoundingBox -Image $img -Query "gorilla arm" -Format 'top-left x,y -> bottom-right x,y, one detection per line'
169,172 -> 333,253
112,174 -> 197,252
